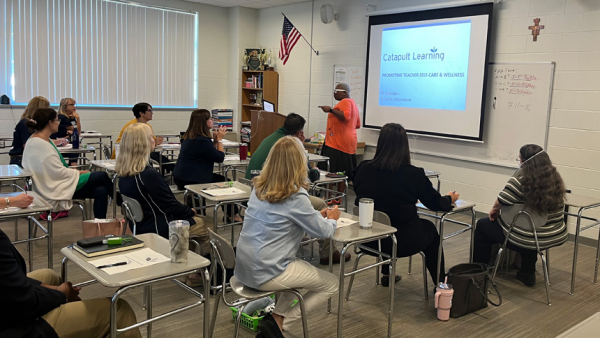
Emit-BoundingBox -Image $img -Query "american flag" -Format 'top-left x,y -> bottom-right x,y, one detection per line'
279,17 -> 301,65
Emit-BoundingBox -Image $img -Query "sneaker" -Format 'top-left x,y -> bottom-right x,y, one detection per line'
327,198 -> 341,206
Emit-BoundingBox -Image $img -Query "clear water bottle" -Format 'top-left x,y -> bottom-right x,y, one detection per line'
72,125 -> 80,149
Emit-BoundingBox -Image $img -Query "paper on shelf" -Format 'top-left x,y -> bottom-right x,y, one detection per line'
89,248 -> 169,275
224,155 -> 240,161
336,217 -> 357,228
202,187 -> 245,197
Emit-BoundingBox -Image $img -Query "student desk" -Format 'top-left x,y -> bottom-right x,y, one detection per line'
564,193 -> 600,295
89,160 -> 119,218
327,212 -> 397,338
424,170 -> 441,192
60,233 -> 212,338
80,133 -> 113,160
307,153 -> 330,172
417,199 -> 477,283
220,155 -> 251,181
57,145 -> 97,165
0,191 -> 53,269
310,171 -> 348,210
0,164 -> 32,190
156,144 -> 180,173
183,181 -> 251,245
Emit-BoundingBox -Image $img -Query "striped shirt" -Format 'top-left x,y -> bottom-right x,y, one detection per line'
497,172 -> 567,251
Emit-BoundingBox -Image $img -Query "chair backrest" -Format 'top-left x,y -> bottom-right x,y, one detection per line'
352,206 -> 391,226
238,178 -> 253,187
501,204 -> 548,230
102,145 -> 112,159
208,229 -> 236,270
122,195 -> 144,222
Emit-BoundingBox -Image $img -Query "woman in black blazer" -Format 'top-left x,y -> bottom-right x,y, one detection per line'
173,109 -> 241,221
352,123 -> 459,286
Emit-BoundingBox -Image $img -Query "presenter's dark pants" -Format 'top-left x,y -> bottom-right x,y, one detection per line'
72,171 -> 113,219
363,218 -> 445,283
473,217 -> 538,273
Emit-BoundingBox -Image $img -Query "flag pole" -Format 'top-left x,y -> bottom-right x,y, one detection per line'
282,12 -> 319,56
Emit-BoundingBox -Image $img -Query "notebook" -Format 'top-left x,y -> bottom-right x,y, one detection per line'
73,235 -> 144,258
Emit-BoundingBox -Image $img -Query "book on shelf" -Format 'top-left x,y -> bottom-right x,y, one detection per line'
211,109 -> 234,131
73,235 -> 144,258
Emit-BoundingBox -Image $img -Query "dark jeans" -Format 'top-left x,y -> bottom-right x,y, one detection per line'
365,218 -> 445,283
174,173 -> 240,216
9,156 -> 22,168
72,171 -> 113,219
151,152 -> 175,175
473,217 -> 538,273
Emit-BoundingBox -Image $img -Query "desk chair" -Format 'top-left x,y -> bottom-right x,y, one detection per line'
208,229 -> 310,338
121,195 -> 143,235
101,145 -> 112,159
346,207 -> 429,301
491,207 -> 552,305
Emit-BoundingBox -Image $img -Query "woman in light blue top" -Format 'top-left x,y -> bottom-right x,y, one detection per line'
235,136 -> 339,337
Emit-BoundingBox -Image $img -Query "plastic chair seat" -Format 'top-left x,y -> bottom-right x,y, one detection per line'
230,276 -> 273,299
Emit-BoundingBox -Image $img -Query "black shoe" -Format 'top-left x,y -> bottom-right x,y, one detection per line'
258,313 -> 285,338
516,270 -> 536,287
381,275 -> 401,287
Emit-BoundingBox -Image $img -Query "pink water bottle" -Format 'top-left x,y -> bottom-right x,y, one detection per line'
239,143 -> 248,160
435,278 -> 454,321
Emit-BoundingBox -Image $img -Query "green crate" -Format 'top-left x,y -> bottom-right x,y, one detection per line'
229,298 -> 297,332
229,307 -> 263,332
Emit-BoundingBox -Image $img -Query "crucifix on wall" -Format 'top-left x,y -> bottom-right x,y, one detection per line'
528,18 -> 545,42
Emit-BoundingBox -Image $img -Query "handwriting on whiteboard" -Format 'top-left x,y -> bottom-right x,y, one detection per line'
493,67 -> 539,96
508,101 -> 531,111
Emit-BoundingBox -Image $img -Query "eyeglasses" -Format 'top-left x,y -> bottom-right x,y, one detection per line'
334,89 -> 346,93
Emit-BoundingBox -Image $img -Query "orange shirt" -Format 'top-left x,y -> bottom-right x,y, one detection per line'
325,98 -> 361,154
111,119 -> 156,159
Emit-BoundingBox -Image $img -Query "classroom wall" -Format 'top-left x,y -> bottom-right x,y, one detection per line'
255,0 -> 600,239
0,0 -> 230,164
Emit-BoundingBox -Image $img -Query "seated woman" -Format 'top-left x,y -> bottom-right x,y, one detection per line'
352,123 -> 459,287
117,123 -> 210,285
473,144 -> 566,286
173,109 -> 241,222
235,137 -> 339,337
22,108 -> 113,219
8,96 -> 67,167
56,98 -> 80,166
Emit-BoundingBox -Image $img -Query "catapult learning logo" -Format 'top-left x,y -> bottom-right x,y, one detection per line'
382,47 -> 445,62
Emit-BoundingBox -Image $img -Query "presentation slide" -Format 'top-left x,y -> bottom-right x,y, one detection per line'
379,21 -> 471,110
364,3 -> 493,141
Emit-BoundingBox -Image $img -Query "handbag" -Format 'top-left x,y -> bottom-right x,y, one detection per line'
446,263 -> 502,318
82,218 -> 130,238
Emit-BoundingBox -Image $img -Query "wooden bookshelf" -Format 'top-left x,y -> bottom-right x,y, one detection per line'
241,70 -> 278,123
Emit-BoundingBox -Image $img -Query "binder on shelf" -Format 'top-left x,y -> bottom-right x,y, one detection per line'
211,109 -> 234,132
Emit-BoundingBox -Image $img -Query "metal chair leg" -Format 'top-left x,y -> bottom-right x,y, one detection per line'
209,289 -> 222,338
540,251 -> 551,306
290,290 -> 310,338
420,252 -> 428,302
546,249 -> 551,285
233,304 -> 246,338
595,228 -> 600,284
345,252 -> 364,301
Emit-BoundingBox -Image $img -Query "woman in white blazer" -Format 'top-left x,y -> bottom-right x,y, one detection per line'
22,108 -> 113,218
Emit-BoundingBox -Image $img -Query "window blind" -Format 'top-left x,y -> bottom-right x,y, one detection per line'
2,0 -> 197,108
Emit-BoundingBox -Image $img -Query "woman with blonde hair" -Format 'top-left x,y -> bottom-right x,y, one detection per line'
9,97 -> 52,166
117,123 -> 210,285
58,98 -> 81,132
234,136 -> 339,337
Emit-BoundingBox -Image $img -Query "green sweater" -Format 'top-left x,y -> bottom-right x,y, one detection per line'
245,127 -> 290,179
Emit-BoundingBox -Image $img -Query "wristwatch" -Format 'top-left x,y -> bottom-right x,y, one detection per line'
328,107 -> 333,113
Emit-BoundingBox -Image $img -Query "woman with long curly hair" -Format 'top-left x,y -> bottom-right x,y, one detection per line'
473,144 -> 566,286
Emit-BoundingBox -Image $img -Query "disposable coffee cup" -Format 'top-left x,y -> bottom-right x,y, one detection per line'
169,220 -> 190,263
359,198 -> 374,229
114,144 -> 120,159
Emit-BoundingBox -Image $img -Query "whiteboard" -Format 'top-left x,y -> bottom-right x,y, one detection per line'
356,62 -> 555,168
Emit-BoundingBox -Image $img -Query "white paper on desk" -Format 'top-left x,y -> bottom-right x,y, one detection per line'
0,207 -> 20,214
222,139 -> 238,146
202,187 -> 245,197
161,144 -> 180,149
58,144 -> 73,149
336,218 -> 357,228
89,248 -> 169,275
102,162 -> 116,170
224,155 -> 240,161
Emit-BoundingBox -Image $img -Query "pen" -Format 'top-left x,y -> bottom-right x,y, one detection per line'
97,261 -> 128,269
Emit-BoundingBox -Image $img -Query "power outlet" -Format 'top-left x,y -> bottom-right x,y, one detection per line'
0,140 -> 5,148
